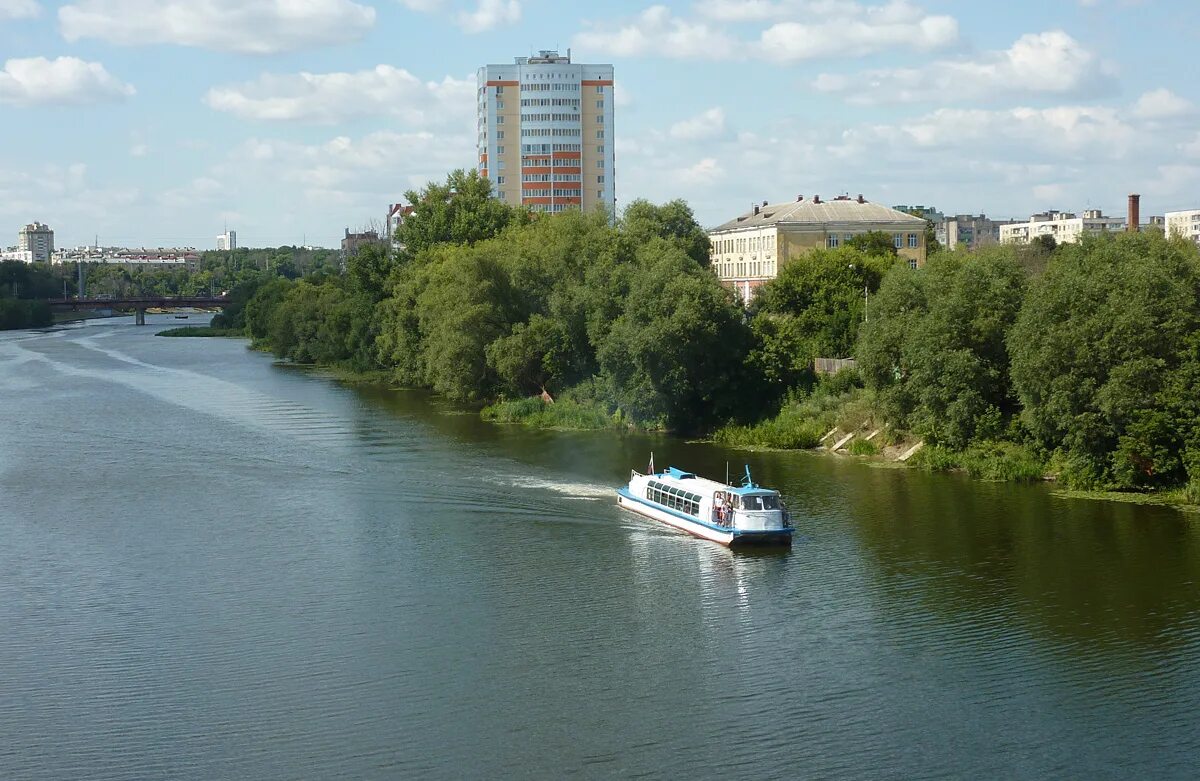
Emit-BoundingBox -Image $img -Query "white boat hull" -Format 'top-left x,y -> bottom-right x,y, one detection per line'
618,490 -> 737,544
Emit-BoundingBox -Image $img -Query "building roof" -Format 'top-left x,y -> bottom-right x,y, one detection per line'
712,198 -> 927,233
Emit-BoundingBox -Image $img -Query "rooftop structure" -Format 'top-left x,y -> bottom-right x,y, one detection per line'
477,50 -> 614,215
709,194 -> 928,303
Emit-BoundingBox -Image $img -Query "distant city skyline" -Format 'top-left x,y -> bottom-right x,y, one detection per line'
2,1 -> 1199,248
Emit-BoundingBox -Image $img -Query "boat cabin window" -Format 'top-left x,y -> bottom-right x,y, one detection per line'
645,480 -> 701,517
740,494 -> 780,511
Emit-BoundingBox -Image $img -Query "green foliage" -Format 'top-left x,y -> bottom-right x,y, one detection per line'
846,231 -> 898,257
748,248 -> 893,400
959,441 -> 1046,482
481,396 -> 614,430
1,260 -> 61,300
620,199 -> 711,267
1009,231 -> 1200,490
847,438 -> 879,456
244,277 -> 293,341
0,298 -> 52,330
857,245 -> 1026,449
395,169 -> 528,259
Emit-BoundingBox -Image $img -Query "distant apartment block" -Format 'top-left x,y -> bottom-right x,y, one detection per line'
709,194 -> 928,303
1000,210 -> 1125,245
18,222 -> 54,262
217,230 -> 237,251
893,204 -> 945,224
938,214 -> 1019,250
1165,210 -> 1200,244
477,50 -> 614,215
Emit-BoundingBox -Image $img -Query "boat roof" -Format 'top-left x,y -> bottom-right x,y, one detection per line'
653,466 -> 778,496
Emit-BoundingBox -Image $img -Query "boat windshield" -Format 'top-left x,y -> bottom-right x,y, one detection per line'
741,494 -> 780,511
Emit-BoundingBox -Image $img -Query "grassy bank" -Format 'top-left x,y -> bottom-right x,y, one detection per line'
481,395 -> 630,431
156,326 -> 245,337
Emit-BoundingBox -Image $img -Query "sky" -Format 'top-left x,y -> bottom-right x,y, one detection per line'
2,0 -> 1199,249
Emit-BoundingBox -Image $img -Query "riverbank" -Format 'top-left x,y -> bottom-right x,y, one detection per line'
156,326 -> 245,337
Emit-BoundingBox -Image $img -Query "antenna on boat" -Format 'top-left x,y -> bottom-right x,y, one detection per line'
743,464 -> 756,488
725,461 -> 730,486
648,452 -> 654,475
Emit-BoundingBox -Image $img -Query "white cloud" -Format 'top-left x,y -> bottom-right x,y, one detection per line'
1132,88 -> 1191,120
573,5 -> 736,59
676,157 -> 723,186
669,107 -> 727,141
0,56 -> 134,106
0,162 -> 140,234
883,106 -> 1135,157
0,0 -> 39,19
397,0 -> 520,32
456,0 -> 519,32
759,2 -> 958,62
575,1 -> 955,62
205,66 -> 474,126
813,31 -> 1107,104
59,0 -> 376,55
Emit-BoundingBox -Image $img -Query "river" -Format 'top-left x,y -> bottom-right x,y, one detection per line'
1,316 -> 1198,779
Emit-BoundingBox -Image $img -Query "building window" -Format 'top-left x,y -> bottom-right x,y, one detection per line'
597,145 -> 604,153
597,175 -> 605,183
495,86 -> 504,94
496,131 -> 504,140
496,176 -> 505,184
598,190 -> 604,199
496,146 -> 504,154
828,234 -> 840,248
893,233 -> 903,248
497,160 -> 505,169
596,130 -> 604,139
496,115 -> 504,124
597,160 -> 604,168
907,259 -> 918,270
596,100 -> 604,109
907,233 -> 919,248
499,191 -> 507,200
596,115 -> 603,123
596,85 -> 604,93
496,100 -> 504,109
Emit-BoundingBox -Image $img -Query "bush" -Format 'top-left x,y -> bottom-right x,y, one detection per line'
481,395 -> 614,430
847,438 -> 879,456
156,326 -> 244,337
910,445 -> 962,472
959,441 -> 1045,482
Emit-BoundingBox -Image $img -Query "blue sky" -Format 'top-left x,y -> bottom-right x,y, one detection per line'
2,0 -> 1198,249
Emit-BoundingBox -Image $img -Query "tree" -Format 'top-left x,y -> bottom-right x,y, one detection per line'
1008,231 -> 1200,488
846,231 -> 898,258
597,240 -> 752,430
620,199 -> 711,267
395,169 -> 528,259
857,246 -> 1026,448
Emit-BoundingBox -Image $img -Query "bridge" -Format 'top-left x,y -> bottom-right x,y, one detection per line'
47,296 -> 231,326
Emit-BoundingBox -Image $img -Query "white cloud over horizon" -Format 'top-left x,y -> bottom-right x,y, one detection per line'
204,67 -> 475,126
59,0 -> 376,54
0,0 -> 39,19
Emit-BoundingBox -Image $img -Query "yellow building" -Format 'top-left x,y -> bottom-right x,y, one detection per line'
709,195 -> 928,302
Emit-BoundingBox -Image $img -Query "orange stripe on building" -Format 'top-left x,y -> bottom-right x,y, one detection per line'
581,80 -> 613,87
486,80 -> 518,87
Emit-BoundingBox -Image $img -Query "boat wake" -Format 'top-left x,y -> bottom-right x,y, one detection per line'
494,475 -> 614,502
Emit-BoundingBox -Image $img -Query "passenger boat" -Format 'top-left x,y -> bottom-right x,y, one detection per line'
617,459 -> 793,546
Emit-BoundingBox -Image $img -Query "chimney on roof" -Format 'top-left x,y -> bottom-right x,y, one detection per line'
797,195 -> 803,202
813,194 -> 821,204
762,200 -> 768,207
753,205 -> 760,215
857,194 -> 865,204
1127,193 -> 1140,233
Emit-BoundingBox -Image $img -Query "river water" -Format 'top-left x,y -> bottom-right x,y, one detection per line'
1,316 -> 1198,779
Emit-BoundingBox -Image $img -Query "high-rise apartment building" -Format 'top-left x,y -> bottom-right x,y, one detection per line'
477,50 -> 614,215
217,230 -> 237,251
18,222 -> 54,262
